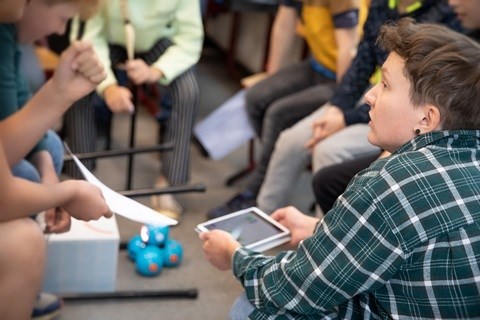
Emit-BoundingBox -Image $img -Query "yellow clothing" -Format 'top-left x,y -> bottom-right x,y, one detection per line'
298,0 -> 369,73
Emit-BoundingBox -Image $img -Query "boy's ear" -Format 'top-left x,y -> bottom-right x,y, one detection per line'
418,104 -> 442,133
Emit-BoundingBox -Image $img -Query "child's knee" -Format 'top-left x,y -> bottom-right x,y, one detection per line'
15,218 -> 46,261
276,128 -> 305,154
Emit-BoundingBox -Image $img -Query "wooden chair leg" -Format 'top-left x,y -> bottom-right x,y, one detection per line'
225,139 -> 256,186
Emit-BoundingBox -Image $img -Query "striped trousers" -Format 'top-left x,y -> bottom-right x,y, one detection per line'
63,38 -> 200,186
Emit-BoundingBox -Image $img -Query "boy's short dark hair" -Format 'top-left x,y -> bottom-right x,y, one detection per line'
378,18 -> 480,130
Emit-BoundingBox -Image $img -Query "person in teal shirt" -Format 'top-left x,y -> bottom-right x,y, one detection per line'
0,0 -> 94,235
201,19 -> 480,319
0,24 -> 64,187
0,0 -> 112,318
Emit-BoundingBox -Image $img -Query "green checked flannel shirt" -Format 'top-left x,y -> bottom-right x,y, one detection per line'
233,130 -> 480,319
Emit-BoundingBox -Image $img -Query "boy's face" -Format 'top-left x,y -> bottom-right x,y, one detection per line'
0,0 -> 27,22
16,0 -> 80,44
365,52 -> 426,152
449,0 -> 480,29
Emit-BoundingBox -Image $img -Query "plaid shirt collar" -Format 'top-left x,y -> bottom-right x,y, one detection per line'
395,130 -> 480,154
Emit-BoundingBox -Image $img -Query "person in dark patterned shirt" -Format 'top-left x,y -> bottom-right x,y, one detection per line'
311,0 -> 480,216
200,19 -> 480,319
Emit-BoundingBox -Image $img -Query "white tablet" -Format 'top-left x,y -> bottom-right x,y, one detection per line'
196,207 -> 291,252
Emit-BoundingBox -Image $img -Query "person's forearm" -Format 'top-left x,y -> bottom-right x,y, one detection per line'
0,145 -> 75,221
0,80 -> 70,166
0,178 -> 70,221
330,10 -> 380,113
334,28 -> 358,83
266,5 -> 298,74
30,151 -> 58,184
336,47 -> 354,83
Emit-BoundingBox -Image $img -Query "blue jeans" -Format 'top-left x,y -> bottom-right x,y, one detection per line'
229,292 -> 255,320
12,130 -> 64,182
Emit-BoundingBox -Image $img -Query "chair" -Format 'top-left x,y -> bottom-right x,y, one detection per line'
63,82 -> 206,196
203,0 -> 279,77
202,0 -> 278,185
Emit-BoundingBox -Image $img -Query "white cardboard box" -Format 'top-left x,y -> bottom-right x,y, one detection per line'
42,216 -> 120,294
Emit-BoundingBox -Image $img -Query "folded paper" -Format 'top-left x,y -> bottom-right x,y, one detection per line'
71,154 -> 177,227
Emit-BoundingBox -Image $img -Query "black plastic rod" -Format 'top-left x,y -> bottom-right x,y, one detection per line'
63,143 -> 174,162
62,289 -> 198,301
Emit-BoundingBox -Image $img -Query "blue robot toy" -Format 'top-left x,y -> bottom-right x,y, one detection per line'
127,225 -> 183,277
135,245 -> 164,277
140,224 -> 169,246
126,234 -> 146,261
163,239 -> 183,267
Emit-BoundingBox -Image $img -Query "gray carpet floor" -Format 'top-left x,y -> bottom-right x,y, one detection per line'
56,44 -> 313,320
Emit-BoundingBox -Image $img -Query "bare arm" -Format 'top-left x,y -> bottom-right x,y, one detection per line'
333,27 -> 358,83
0,142 -> 111,222
302,27 -> 360,150
0,41 -> 110,223
29,151 -> 72,233
265,5 -> 298,74
241,5 -> 298,88
29,150 -> 57,185
0,41 -> 106,166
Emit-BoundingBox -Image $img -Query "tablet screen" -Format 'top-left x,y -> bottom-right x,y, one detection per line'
201,209 -> 286,247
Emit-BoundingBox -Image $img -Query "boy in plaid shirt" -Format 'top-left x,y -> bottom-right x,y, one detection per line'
201,18 -> 480,319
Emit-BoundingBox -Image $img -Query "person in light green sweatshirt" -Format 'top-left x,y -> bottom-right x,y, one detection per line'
70,0 -> 204,218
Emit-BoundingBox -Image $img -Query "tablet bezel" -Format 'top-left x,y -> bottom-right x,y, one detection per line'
195,206 -> 291,252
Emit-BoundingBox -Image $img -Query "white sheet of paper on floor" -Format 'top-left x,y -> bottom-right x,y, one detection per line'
194,89 -> 255,160
71,153 -> 178,227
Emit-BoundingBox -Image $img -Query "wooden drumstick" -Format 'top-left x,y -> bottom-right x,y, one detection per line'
124,21 -> 135,61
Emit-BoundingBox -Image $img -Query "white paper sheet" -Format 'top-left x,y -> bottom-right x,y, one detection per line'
71,154 -> 178,227
194,89 -> 255,160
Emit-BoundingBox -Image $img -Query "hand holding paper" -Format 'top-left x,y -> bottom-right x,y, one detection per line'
71,154 -> 177,227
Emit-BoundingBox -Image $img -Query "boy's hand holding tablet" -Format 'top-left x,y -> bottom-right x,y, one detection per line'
197,207 -> 291,253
